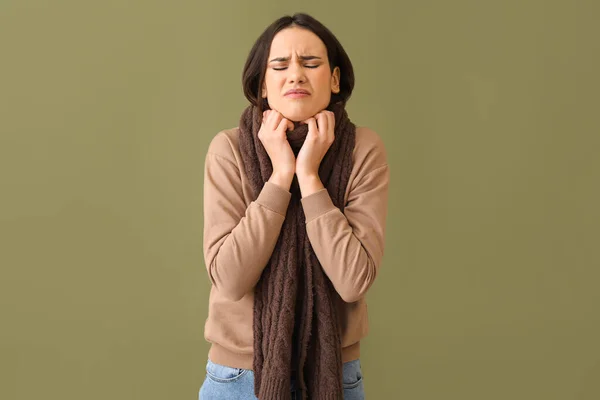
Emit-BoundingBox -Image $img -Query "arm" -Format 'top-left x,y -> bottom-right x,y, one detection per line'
299,134 -> 390,303
203,133 -> 292,302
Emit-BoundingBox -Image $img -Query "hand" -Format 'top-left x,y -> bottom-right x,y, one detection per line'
295,110 -> 335,178
258,110 -> 296,180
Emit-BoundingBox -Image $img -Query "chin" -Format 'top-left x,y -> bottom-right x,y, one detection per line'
271,99 -> 326,122
285,114 -> 309,123
280,108 -> 317,123
274,111 -> 301,123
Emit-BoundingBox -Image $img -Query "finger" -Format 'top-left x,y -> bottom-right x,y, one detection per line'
270,111 -> 282,129
304,117 -> 318,138
276,117 -> 291,135
263,110 -> 272,126
326,111 -> 335,130
326,111 -> 335,140
278,118 -> 293,132
316,113 -> 328,137
261,111 -> 268,126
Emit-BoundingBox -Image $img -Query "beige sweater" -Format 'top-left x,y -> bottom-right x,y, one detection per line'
202,125 -> 390,370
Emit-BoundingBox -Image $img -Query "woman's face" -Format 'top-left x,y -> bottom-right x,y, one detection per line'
262,26 -> 340,123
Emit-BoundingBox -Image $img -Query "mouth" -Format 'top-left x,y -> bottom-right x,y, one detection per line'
285,91 -> 310,99
285,89 -> 310,98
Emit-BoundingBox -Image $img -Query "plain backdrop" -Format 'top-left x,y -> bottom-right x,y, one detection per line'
1,0 -> 599,399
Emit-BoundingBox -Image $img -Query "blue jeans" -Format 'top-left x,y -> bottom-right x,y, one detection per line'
199,358 -> 365,399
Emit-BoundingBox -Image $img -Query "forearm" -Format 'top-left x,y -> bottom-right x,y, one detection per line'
302,191 -> 378,302
205,181 -> 291,301
300,165 -> 390,303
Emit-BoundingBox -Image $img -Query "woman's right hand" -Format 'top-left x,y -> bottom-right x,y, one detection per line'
259,110 -> 296,180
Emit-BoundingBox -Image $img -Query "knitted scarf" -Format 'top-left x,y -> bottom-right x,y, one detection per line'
238,101 -> 356,399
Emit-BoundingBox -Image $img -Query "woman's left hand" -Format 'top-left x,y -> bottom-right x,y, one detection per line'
296,110 -> 335,178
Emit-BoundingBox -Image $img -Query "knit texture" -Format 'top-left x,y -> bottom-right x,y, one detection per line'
238,101 -> 356,400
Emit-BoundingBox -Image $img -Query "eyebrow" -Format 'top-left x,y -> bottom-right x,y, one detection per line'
269,55 -> 322,62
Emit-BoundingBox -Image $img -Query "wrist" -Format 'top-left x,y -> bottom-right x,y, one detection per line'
296,170 -> 319,182
269,170 -> 294,190
297,173 -> 324,197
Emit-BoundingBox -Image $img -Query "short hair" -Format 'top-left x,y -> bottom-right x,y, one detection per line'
242,13 -> 355,111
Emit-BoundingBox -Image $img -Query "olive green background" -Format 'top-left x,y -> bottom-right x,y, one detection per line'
1,0 -> 598,399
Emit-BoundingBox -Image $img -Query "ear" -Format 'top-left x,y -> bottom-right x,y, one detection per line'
331,66 -> 341,94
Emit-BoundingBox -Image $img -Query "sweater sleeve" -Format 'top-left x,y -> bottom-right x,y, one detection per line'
300,130 -> 390,303
203,132 -> 291,302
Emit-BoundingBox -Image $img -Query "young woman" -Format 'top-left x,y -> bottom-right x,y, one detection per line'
200,12 -> 389,400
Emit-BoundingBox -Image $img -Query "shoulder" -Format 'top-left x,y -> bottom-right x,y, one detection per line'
352,126 -> 388,175
206,127 -> 241,166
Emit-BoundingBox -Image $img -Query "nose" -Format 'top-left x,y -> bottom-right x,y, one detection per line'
287,61 -> 306,84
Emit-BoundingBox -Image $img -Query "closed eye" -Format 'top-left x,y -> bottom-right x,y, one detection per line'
272,65 -> 320,71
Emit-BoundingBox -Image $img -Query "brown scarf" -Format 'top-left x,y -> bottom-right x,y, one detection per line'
238,101 -> 356,399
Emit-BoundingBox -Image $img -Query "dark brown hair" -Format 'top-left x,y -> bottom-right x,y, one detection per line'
242,13 -> 355,111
